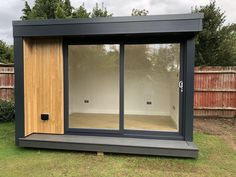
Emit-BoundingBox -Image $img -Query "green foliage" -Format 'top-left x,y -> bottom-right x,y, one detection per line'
31,0 -> 59,19
73,2 -> 113,18
194,1 -> 236,66
72,3 -> 90,18
21,0 -> 72,19
131,8 -> 149,16
21,1 -> 31,20
0,40 -> 14,64
91,3 -> 112,18
21,1 -> 112,19
0,100 -> 15,122
55,1 -> 67,19
64,0 -> 72,17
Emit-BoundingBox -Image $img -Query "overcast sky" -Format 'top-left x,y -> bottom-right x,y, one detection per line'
1,0 -> 235,45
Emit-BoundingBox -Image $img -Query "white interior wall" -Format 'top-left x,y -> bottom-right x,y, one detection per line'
124,71 -> 170,116
168,71 -> 180,129
69,68 -> 120,114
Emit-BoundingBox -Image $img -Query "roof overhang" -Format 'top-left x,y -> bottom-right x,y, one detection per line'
13,13 -> 203,37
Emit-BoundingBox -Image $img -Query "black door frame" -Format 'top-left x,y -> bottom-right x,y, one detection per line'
63,35 -> 186,140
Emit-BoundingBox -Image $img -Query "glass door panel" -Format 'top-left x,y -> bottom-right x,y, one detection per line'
124,44 -> 180,132
68,45 -> 120,130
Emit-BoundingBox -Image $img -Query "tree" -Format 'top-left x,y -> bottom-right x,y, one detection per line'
21,0 -> 73,19
194,1 -> 236,66
91,3 -> 112,18
55,1 -> 66,19
131,8 -> 149,16
64,0 -> 73,17
34,0 -> 60,19
21,1 -> 32,20
21,0 -> 59,19
215,24 -> 236,66
72,3 -> 90,18
21,1 -> 112,19
0,40 -> 14,64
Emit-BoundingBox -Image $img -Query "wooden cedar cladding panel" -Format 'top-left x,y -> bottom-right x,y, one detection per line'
23,38 -> 64,136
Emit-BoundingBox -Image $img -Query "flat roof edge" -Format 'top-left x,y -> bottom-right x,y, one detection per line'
12,13 -> 204,26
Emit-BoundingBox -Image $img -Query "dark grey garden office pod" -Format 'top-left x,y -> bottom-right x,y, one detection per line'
13,13 -> 203,158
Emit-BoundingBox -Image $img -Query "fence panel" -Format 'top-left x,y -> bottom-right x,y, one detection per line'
194,66 -> 236,118
0,64 -> 14,101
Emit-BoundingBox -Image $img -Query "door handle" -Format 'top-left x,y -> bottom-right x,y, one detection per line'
179,81 -> 183,93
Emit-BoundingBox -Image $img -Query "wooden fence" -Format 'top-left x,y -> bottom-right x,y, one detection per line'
0,63 -> 14,101
0,64 -> 235,117
194,66 -> 236,118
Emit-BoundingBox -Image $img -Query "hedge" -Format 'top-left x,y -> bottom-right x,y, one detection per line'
0,99 -> 15,122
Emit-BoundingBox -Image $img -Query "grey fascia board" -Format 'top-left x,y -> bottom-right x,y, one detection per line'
13,13 -> 203,37
12,13 -> 203,26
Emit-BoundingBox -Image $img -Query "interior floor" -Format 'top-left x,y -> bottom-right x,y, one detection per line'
69,113 -> 177,131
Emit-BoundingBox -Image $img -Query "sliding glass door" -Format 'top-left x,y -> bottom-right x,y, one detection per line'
67,43 -> 181,133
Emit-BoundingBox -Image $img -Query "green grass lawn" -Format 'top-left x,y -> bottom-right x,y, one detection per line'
0,122 -> 236,177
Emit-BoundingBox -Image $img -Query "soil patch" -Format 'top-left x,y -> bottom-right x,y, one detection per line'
194,118 -> 236,150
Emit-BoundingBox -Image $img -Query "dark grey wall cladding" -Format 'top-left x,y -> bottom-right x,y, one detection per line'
14,37 -> 24,146
13,13 -> 203,37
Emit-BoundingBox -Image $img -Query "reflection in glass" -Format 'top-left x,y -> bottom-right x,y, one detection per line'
124,44 -> 180,132
68,45 -> 119,129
